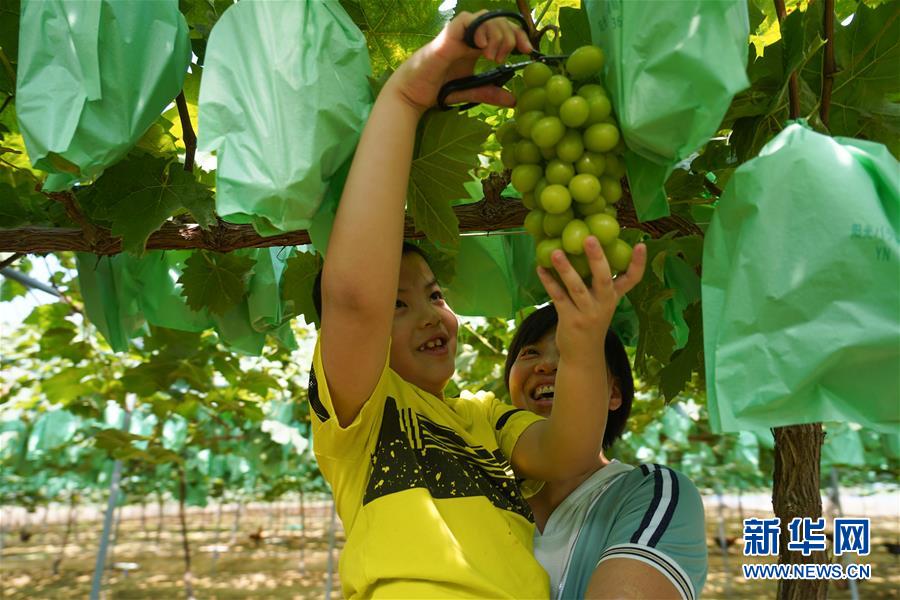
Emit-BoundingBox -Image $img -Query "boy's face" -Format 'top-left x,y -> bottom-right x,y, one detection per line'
390,252 -> 458,398
508,326 -> 620,417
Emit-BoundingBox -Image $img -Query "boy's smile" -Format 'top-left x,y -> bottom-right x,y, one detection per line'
390,252 -> 458,398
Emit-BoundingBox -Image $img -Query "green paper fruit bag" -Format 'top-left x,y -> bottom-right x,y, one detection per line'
584,0 -> 750,221
198,0 -> 372,236
16,0 -> 190,191
702,123 -> 900,433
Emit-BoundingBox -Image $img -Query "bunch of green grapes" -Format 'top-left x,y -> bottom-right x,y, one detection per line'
498,45 -> 633,278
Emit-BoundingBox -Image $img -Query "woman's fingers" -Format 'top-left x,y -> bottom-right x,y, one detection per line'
612,243 -> 647,297
584,236 -> 613,291
551,249 -> 594,310
536,265 -> 572,307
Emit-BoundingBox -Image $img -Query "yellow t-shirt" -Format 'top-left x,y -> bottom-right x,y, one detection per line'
310,339 -> 550,599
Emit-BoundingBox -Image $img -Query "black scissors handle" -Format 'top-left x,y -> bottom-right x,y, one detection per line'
437,10 -> 569,111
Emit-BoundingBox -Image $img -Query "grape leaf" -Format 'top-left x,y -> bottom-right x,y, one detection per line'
825,2 -> 900,155
627,277 -> 675,378
408,110 -> 490,250
41,367 -> 94,404
341,0 -> 447,78
88,155 -> 215,255
0,0 -> 19,95
280,250 -> 322,328
177,250 -> 255,316
559,6 -> 592,54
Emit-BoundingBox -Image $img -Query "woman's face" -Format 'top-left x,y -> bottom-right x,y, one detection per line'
389,252 -> 458,398
508,328 -> 560,417
508,325 -> 620,417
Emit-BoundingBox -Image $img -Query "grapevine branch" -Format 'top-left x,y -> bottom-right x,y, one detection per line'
820,0 -> 836,128
46,190 -> 101,245
516,0 -> 539,47
175,91 -> 197,172
774,0 -> 801,120
0,193 -> 702,255
0,252 -> 23,270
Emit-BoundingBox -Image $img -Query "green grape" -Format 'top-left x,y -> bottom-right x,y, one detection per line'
556,130 -> 584,163
545,160 -> 575,185
542,208 -> 574,236
599,175 -> 623,203
534,177 -> 548,204
497,120 -> 520,145
604,154 -> 626,179
569,173 -> 601,204
514,140 -> 542,164
585,95 -> 612,124
605,239 -> 633,273
516,110 -> 545,138
523,62 -> 553,88
544,102 -> 559,117
517,87 -> 547,113
524,209 -> 546,238
540,184 -> 572,214
511,164 -> 543,193
521,191 -> 537,210
568,253 -> 592,279
584,123 -> 620,153
536,238 -> 563,268
545,75 -> 573,106
531,116 -> 566,148
562,219 -> 590,254
575,152 -> 606,177
577,83 -> 607,99
540,144 -> 557,160
565,45 -> 605,80
501,145 -> 518,169
559,96 -> 590,128
585,213 -> 620,246
603,206 -> 617,217
576,196 -> 607,216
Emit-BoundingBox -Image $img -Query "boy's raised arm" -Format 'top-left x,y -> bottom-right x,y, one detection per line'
320,12 -> 531,426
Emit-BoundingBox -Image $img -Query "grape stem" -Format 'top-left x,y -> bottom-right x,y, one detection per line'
516,0 -> 539,47
820,0 -> 836,128
773,0 -> 800,120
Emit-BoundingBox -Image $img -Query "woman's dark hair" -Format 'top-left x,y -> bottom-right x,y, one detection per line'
503,304 -> 634,450
312,242 -> 430,321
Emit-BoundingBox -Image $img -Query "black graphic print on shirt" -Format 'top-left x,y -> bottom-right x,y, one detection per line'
362,397 -> 534,520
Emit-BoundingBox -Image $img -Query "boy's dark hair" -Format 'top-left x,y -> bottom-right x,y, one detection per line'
503,304 -> 634,450
312,242 -> 430,321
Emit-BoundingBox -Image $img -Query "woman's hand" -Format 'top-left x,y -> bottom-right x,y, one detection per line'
536,237 -> 647,361
386,10 -> 533,114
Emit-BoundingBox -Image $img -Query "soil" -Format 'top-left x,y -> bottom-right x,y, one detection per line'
2,499 -> 898,599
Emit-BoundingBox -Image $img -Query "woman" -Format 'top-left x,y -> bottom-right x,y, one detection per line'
506,304 -> 708,600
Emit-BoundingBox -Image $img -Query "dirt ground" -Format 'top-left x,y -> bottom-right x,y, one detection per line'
2,500 -> 898,599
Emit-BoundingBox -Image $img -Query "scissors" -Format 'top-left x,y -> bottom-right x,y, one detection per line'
437,10 -> 569,111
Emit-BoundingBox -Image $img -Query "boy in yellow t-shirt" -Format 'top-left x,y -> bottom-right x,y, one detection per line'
313,10 -> 646,598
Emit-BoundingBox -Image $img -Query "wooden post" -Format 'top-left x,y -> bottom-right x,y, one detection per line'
90,408 -> 131,600
178,468 -> 196,600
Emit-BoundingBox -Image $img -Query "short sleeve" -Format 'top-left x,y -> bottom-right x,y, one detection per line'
310,336 -> 394,461
483,396 -> 545,498
596,465 -> 708,600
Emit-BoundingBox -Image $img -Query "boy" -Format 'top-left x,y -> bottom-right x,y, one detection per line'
311,10 -> 647,597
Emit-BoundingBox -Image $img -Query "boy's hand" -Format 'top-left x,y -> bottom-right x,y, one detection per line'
536,237 -> 647,361
387,11 -> 533,113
